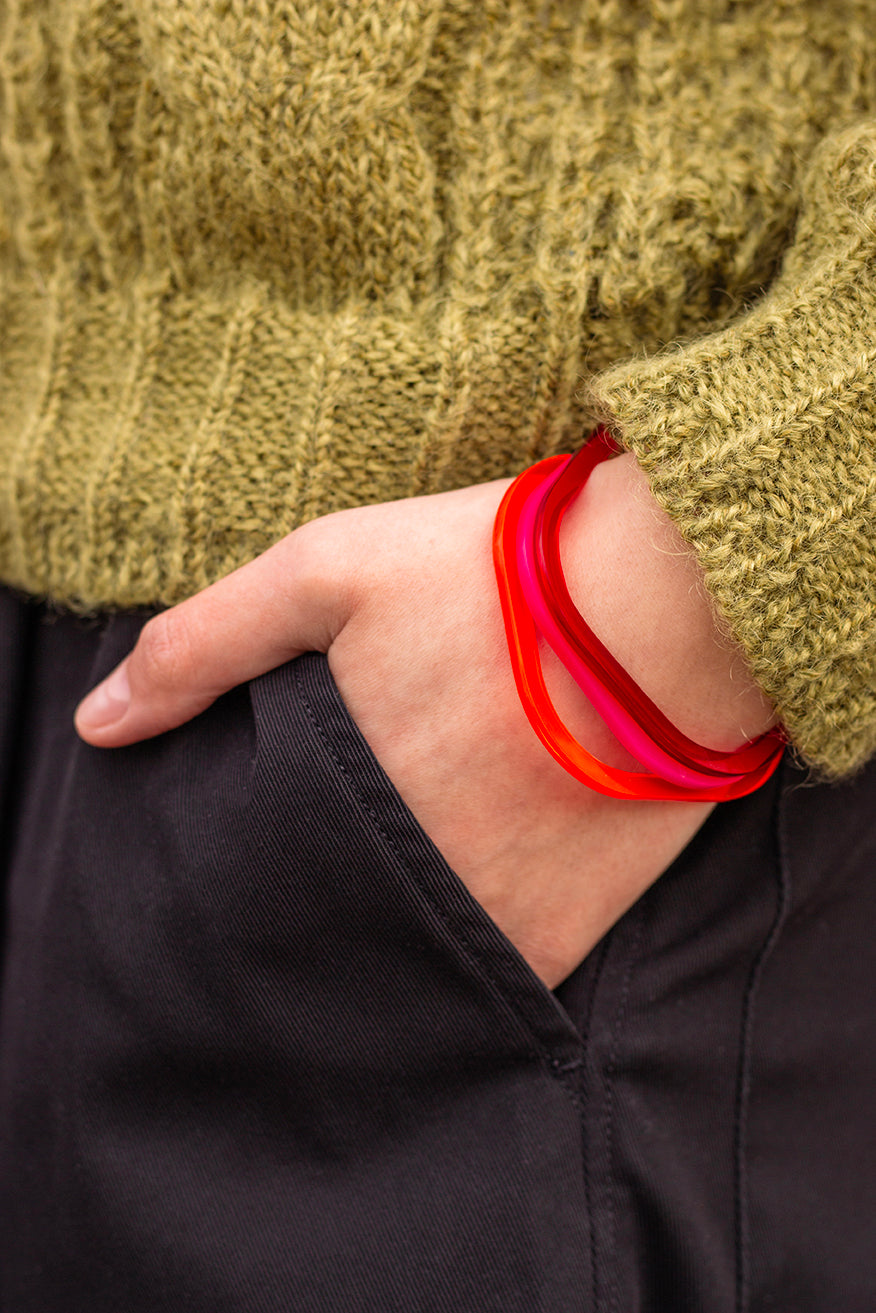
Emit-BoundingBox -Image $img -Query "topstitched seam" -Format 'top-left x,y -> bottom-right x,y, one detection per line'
293,661 -> 584,1103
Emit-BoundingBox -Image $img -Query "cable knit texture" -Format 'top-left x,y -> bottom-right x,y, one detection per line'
1,0 -> 875,776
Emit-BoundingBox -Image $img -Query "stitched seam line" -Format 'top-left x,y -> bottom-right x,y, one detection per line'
583,934 -> 612,1313
602,905 -> 646,1313
734,787 -> 792,1313
294,662 -> 583,1100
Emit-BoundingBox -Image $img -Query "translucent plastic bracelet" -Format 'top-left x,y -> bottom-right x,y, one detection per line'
492,430 -> 785,801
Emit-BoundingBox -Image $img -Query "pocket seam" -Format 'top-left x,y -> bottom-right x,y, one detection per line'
293,659 -> 584,1100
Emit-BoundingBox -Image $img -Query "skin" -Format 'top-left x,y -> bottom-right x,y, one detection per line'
75,453 -> 775,988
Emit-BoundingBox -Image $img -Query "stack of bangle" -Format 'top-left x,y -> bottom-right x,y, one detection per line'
492,427 -> 785,801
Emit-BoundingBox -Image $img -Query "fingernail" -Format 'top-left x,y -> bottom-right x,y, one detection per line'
76,662 -> 131,731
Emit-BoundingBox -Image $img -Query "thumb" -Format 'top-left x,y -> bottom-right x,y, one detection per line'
74,530 -> 345,748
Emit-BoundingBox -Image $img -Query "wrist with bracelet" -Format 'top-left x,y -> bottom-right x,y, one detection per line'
492,427 -> 785,802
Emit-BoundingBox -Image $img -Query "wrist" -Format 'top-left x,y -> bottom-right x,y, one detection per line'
558,451 -> 776,753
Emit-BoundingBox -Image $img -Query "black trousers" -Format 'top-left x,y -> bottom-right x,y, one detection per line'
1,590 -> 874,1312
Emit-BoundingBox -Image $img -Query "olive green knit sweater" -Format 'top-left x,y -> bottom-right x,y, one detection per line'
1,0 -> 875,778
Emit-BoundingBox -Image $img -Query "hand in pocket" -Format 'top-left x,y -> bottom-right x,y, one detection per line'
75,459 -> 774,985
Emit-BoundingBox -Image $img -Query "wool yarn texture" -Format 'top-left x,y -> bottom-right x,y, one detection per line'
0,0 -> 875,778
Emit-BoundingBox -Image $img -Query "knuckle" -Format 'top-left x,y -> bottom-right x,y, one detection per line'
135,609 -> 199,691
288,510 -> 342,563
289,512 -> 356,590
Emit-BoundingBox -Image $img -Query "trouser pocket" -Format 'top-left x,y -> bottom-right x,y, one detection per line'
0,615 -> 589,1313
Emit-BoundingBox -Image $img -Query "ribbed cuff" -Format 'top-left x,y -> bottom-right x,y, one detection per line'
587,240 -> 876,778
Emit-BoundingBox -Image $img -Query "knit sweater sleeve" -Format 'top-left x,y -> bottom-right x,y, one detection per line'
586,124 -> 876,781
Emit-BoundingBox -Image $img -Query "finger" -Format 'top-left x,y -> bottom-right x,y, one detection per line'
74,529 -> 345,747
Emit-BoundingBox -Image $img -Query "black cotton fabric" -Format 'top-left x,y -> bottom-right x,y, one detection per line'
0,590 -> 874,1312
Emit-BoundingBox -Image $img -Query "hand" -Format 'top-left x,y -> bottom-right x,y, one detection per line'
75,455 -> 775,987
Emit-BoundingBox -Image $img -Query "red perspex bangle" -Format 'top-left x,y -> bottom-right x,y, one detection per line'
492,429 -> 785,801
